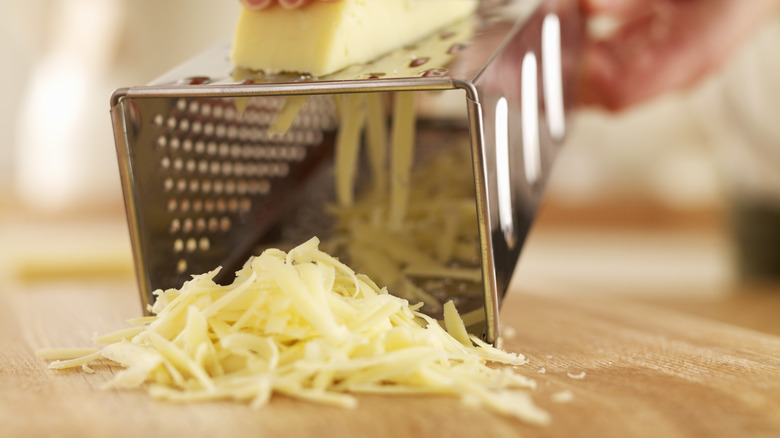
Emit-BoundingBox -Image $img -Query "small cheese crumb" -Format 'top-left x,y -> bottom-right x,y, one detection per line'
537,367 -> 546,374
567,371 -> 586,380
551,390 -> 574,403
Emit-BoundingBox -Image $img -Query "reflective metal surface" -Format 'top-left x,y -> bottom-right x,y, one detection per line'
110,0 -> 582,342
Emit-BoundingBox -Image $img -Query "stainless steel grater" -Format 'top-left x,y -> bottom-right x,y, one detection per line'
110,0 -> 582,343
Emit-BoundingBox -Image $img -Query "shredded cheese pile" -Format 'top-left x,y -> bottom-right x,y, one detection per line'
40,237 -> 548,424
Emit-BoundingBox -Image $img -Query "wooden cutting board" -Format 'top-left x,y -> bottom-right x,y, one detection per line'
2,281 -> 779,438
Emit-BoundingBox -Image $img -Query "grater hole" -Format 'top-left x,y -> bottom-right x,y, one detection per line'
215,124 -> 227,138
299,113 -> 312,129
180,199 -> 191,213
183,139 -> 193,153
173,239 -> 184,253
176,179 -> 187,192
440,31 -> 456,40
195,218 -> 206,233
230,143 -> 242,158
225,180 -> 236,195
305,130 -> 320,144
208,217 -> 219,232
248,128 -> 262,143
183,76 -> 210,85
156,135 -> 167,148
233,162 -> 245,177
220,217 -> 231,232
164,178 -> 174,192
199,237 -> 210,251
224,107 -> 236,122
195,140 -> 206,154
153,114 -> 164,127
166,117 -> 177,130
260,112 -> 273,126
213,106 -> 224,119
207,141 -> 218,156
188,101 -> 199,114
216,198 -> 226,212
191,120 -> 203,135
177,259 -> 187,273
227,125 -> 238,140
178,119 -> 190,132
173,158 -> 183,172
202,180 -> 213,194
409,57 -> 430,68
240,197 -> 252,212
218,142 -> 230,157
183,218 -> 193,233
200,103 -> 212,117
186,159 -> 196,173
422,68 -> 449,77
259,163 -> 271,177
258,179 -> 271,195
189,179 -> 199,192
170,137 -> 181,151
210,161 -> 221,175
170,218 -> 181,233
192,199 -> 203,212
204,123 -> 215,137
186,238 -> 197,252
198,160 -> 209,174
228,197 -> 239,212
160,156 -> 171,170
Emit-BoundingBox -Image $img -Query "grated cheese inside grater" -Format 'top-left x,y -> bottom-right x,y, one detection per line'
110,0 -> 582,343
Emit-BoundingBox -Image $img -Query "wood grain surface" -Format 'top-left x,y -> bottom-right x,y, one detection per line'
2,280 -> 779,438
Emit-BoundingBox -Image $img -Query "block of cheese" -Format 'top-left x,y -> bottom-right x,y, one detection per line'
230,0 -> 478,77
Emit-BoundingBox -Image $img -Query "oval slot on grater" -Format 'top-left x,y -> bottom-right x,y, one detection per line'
110,0 -> 582,343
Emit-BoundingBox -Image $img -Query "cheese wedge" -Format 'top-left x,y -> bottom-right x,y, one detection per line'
231,0 -> 478,76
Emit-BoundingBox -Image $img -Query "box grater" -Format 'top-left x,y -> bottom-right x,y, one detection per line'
109,0 -> 582,343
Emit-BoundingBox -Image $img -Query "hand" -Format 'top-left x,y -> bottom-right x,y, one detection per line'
240,0 -> 340,10
579,0 -> 780,111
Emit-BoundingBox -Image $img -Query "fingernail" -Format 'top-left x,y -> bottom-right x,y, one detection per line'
279,0 -> 306,8
242,0 -> 273,10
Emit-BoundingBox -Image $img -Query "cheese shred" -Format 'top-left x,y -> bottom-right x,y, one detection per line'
40,237 -> 548,425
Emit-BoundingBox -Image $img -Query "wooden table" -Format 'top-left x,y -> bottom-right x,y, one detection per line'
2,275 -> 779,438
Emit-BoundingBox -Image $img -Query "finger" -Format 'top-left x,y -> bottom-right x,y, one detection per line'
241,0 -> 274,10
579,18 -> 707,111
580,0 -> 649,17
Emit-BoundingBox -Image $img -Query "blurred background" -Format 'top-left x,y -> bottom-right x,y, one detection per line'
0,1 -> 778,333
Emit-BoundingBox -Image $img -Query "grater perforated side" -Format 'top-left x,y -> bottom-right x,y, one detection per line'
110,0 -> 582,343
